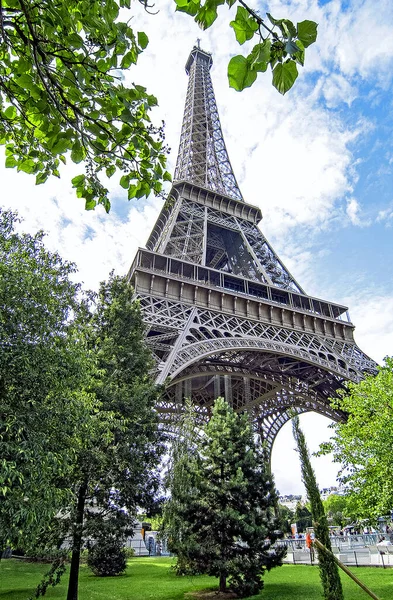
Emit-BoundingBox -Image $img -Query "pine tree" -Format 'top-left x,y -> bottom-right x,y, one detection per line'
164,398 -> 285,598
292,415 -> 344,600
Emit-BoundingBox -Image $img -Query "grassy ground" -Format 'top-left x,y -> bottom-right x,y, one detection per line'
1,557 -> 392,600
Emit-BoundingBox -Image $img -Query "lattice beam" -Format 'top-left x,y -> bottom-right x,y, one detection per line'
174,46 -> 243,201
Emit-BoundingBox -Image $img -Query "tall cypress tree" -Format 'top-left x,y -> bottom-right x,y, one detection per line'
164,398 -> 285,598
292,415 -> 344,600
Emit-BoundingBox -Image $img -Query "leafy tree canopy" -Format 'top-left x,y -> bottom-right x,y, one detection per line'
323,494 -> 351,529
1,0 -> 316,209
0,0 -> 171,212
65,273 -> 165,600
173,0 -> 318,94
0,208 -> 93,549
0,213 -> 164,598
319,357 -> 393,523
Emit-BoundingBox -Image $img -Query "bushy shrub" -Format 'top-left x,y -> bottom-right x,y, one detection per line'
87,538 -> 127,577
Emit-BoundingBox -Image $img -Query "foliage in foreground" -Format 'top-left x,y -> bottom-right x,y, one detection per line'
173,0 -> 318,94
319,357 -> 393,523
0,0 -> 170,211
163,398 -> 285,597
1,0 -> 317,209
0,210 -> 164,600
292,415 -> 344,600
0,208 -> 92,551
65,273 -> 164,599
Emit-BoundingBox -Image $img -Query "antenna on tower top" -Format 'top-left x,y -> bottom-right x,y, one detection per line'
196,38 -> 201,48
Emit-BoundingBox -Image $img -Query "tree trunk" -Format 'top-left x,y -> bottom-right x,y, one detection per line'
219,573 -> 226,593
66,480 -> 88,600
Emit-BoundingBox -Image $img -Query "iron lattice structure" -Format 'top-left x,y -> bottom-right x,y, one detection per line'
128,46 -> 376,457
174,46 -> 243,201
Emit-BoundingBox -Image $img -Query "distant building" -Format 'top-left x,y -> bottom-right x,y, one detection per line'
319,486 -> 347,501
279,495 -> 303,510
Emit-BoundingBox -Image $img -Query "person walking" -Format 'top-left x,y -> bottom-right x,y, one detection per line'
306,531 -> 315,563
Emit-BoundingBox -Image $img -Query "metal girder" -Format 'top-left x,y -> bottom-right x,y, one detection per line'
135,294 -> 375,381
174,46 -> 243,201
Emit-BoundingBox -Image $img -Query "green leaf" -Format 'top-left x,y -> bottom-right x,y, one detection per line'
71,140 -> 86,164
297,20 -> 318,48
267,15 -> 297,38
120,174 -> 130,189
127,184 -> 137,199
85,198 -> 96,210
121,52 -> 136,69
134,180 -> 150,199
67,33 -> 84,49
282,19 -> 297,38
4,106 -> 17,120
249,40 -> 271,72
228,55 -> 257,91
18,159 -> 36,174
35,172 -> 49,185
5,156 -> 17,168
230,6 -> 259,45
16,74 -> 34,89
175,0 -> 200,16
195,2 -> 218,29
293,40 -> 305,67
137,32 -> 149,49
106,165 -> 116,178
51,138 -> 70,155
272,60 -> 298,95
163,171 -> 172,182
71,174 -> 86,188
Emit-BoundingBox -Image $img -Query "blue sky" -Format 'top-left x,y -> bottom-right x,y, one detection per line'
1,0 -> 393,495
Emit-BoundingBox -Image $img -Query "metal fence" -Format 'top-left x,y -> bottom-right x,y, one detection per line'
278,537 -> 393,568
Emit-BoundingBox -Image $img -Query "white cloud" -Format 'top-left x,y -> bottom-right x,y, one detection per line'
349,294 -> 393,364
272,413 -> 339,496
318,73 -> 358,108
377,207 -> 393,226
236,90 -> 363,240
332,0 -> 393,84
1,156 -> 162,291
346,197 -> 370,227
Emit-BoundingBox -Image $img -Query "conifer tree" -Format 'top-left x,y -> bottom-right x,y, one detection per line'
292,415 -> 344,600
164,398 -> 285,598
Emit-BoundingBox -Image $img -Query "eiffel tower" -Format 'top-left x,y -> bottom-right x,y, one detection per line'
128,45 -> 376,455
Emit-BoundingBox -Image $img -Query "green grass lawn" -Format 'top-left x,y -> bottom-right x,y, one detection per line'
1,557 -> 392,600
